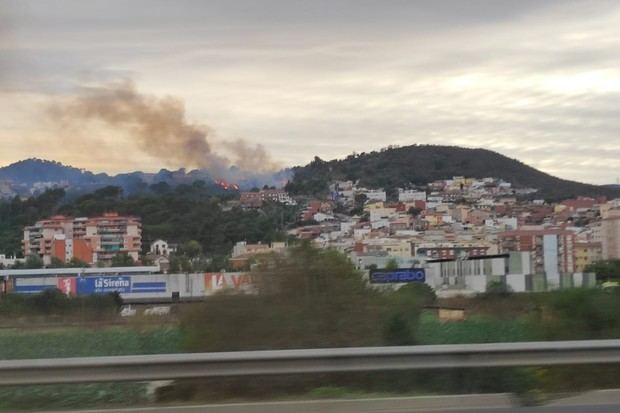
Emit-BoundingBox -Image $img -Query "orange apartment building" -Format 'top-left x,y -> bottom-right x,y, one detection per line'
23,213 -> 141,266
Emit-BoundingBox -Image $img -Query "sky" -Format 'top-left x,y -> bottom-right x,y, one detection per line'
1,0 -> 620,184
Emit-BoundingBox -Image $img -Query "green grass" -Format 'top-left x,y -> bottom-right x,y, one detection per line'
0,315 -> 542,411
0,326 -> 183,412
0,383 -> 148,412
0,326 -> 183,360
416,314 -> 541,345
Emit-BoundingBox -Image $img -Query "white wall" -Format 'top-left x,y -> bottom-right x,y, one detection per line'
506,274 -> 527,292
543,234 -> 560,289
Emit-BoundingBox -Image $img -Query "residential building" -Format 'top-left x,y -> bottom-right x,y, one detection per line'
574,242 -> 602,272
23,213 -> 142,266
415,242 -> 490,260
559,197 -> 601,212
239,191 -> 262,208
602,209 -> 620,259
240,189 -> 297,207
230,241 -> 287,270
499,229 -> 576,289
261,189 -> 297,205
398,189 -> 426,202
362,189 -> 387,202
367,204 -> 398,223
467,209 -> 491,226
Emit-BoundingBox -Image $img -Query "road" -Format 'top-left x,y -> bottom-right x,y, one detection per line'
41,390 -> 620,413
454,408 -> 620,413
43,402 -> 620,413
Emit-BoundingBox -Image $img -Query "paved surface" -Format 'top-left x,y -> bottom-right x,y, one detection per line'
41,390 -> 620,413
457,408 -> 620,413
43,404 -> 620,413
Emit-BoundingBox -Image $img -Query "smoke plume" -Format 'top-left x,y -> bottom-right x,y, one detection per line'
48,81 -> 279,179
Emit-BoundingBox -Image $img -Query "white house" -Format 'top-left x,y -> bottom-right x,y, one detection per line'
150,239 -> 174,257
0,254 -> 25,268
398,189 -> 427,202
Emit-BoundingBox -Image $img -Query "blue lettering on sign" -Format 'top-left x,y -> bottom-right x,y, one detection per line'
370,268 -> 426,284
77,276 -> 132,294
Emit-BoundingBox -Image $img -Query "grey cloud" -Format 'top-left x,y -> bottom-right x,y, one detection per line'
0,0 -> 574,32
2,0 -> 620,183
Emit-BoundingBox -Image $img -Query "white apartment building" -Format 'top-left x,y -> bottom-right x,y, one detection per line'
398,189 -> 427,202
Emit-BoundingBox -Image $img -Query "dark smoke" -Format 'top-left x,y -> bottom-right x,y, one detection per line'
48,81 -> 279,179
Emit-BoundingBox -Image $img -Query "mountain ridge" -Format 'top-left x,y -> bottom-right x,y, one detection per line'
0,159 -> 289,198
2,146 -> 618,201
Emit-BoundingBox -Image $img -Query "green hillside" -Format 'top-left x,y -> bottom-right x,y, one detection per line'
286,145 -> 620,201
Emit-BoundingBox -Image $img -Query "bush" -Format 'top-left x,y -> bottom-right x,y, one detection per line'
541,289 -> 620,340
182,244 -> 428,352
0,289 -> 122,321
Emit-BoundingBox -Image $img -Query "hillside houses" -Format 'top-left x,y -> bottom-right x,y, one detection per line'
287,176 -> 618,295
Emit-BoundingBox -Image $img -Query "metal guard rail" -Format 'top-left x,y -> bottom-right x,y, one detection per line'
2,339 -> 620,385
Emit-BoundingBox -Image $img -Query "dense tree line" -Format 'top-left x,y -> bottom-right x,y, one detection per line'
0,183 -> 300,259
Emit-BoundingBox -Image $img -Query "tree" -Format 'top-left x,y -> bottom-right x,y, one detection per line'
408,207 -> 423,217
586,260 -> 620,282
205,255 -> 230,272
48,256 -> 66,268
381,283 -> 432,345
541,289 -> 620,340
394,283 -> 437,307
383,313 -> 415,345
354,193 -> 368,208
111,253 -> 135,267
169,255 -> 192,273
182,243 -> 391,352
180,240 -> 202,260
67,257 -> 89,268
24,254 -> 44,269
385,187 -> 399,202
384,258 -> 399,271
485,280 -> 512,296
141,255 -> 154,266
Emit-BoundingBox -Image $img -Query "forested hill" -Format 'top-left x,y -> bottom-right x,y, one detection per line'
285,145 -> 620,201
0,184 -> 299,258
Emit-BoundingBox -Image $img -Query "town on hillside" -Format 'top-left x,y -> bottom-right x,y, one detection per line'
2,176 -> 619,298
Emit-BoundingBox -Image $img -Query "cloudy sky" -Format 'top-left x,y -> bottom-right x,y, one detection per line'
1,0 -> 620,183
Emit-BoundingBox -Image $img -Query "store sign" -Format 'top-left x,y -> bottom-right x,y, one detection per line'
77,276 -> 132,294
204,272 -> 254,293
370,268 -> 426,284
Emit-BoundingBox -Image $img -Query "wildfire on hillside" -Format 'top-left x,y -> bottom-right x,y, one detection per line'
215,180 -> 240,191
